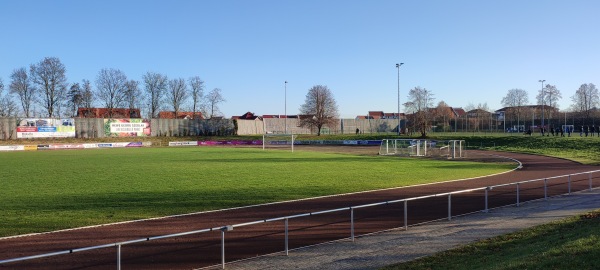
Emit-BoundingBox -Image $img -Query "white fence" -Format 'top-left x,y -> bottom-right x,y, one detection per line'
1,169 -> 598,269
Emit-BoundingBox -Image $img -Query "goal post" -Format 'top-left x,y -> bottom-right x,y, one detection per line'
379,139 -> 465,158
262,134 -> 297,152
379,139 -> 428,156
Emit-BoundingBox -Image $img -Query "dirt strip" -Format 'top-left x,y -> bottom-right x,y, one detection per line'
0,148 -> 598,269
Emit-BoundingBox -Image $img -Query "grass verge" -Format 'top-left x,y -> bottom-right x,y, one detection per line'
381,210 -> 600,270
423,134 -> 600,165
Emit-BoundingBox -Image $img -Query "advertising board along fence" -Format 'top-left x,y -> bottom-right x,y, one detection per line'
1,170 -> 598,269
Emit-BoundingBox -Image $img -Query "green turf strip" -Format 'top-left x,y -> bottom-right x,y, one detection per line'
382,210 -> 600,270
0,147 -> 513,237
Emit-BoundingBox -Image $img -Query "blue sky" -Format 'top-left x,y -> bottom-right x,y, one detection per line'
1,0 -> 598,118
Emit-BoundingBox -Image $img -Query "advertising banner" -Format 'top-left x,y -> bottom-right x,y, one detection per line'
0,145 -> 25,151
16,119 -> 76,139
83,144 -> 99,149
169,141 -> 199,146
97,142 -> 144,148
104,119 -> 151,137
48,144 -> 85,150
24,145 -> 37,151
197,140 -> 262,146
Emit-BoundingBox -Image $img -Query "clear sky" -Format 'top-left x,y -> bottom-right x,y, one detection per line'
1,0 -> 598,118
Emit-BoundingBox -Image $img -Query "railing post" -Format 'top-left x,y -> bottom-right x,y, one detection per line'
117,244 -> 121,270
350,208 -> 355,242
221,230 -> 225,269
485,187 -> 489,213
404,200 -> 408,230
544,178 -> 548,200
447,194 -> 452,221
220,226 -> 232,269
285,218 -> 289,256
568,175 -> 572,194
516,183 -> 520,207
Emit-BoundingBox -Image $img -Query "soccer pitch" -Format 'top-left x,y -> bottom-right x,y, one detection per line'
0,147 -> 514,237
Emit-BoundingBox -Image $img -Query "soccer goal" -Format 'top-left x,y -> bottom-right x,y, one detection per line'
262,134 -> 297,152
445,140 -> 466,159
379,139 -> 429,156
379,139 -> 465,158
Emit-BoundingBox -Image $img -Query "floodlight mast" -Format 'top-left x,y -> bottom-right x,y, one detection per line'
284,81 -> 288,134
396,63 -> 404,136
539,79 -> 545,132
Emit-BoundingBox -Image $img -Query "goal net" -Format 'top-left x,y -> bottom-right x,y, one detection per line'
379,139 -> 465,158
379,139 -> 428,156
262,134 -> 297,152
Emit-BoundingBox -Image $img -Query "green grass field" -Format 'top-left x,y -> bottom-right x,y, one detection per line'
0,147 -> 514,237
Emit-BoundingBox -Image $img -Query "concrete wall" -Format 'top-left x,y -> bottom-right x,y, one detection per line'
237,118 -> 401,135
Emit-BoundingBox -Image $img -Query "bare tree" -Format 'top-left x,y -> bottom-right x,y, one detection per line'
0,78 -> 18,117
463,103 -> 476,131
501,88 -> 529,130
188,76 -> 205,119
0,78 -> 4,115
206,88 -> 225,119
537,84 -> 562,126
167,78 -> 188,116
9,67 -> 35,117
29,57 -> 68,117
143,72 -> 168,118
434,101 -> 454,132
95,68 -> 127,118
124,80 -> 141,117
298,85 -> 339,136
571,83 -> 599,123
476,102 -> 491,131
404,86 -> 435,137
66,83 -> 83,117
79,79 -> 94,117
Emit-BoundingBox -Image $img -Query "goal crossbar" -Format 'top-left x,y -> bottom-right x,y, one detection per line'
262,134 -> 296,152
379,139 -> 465,158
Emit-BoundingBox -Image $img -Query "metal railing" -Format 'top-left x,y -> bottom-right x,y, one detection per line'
1,170 -> 599,269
